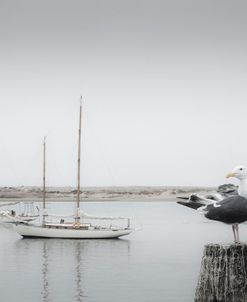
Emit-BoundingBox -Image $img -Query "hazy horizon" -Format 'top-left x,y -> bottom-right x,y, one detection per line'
0,0 -> 247,187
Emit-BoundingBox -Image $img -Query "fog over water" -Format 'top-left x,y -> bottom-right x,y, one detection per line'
0,0 -> 247,187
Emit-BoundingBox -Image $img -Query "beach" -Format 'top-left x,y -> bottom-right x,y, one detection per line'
0,186 -> 216,201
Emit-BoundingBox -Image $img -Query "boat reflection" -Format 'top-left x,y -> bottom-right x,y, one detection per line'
14,238 -> 130,302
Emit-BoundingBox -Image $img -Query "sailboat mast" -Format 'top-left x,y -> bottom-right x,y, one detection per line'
76,98 -> 82,223
43,136 -> 46,225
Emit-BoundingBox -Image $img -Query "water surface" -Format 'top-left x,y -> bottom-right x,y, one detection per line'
0,201 -> 245,302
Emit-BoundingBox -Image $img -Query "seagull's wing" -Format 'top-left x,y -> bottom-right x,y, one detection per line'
204,196 -> 247,224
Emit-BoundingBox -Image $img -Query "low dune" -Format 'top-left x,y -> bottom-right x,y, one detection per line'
0,186 -> 217,202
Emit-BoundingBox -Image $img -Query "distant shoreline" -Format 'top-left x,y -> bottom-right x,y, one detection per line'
0,186 -> 217,202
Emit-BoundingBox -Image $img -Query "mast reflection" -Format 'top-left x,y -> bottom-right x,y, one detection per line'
75,241 -> 84,302
42,240 -> 50,302
15,238 -> 130,302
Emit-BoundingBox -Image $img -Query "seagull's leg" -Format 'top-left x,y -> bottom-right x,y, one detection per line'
232,225 -> 237,243
236,224 -> 240,243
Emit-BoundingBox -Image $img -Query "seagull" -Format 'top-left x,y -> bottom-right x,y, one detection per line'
177,166 -> 247,243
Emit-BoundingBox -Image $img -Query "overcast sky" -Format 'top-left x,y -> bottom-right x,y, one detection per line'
0,0 -> 247,187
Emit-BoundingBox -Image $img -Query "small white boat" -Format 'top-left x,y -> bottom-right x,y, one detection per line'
0,212 -> 38,224
14,98 -> 133,239
0,202 -> 39,224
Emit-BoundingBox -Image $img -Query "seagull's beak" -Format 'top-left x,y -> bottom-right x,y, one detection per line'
226,172 -> 236,178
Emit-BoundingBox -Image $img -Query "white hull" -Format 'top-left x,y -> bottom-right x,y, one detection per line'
0,215 -> 38,224
0,217 -> 16,223
13,224 -> 132,239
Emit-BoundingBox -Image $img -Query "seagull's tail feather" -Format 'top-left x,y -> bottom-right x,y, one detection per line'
177,200 -> 205,210
177,193 -> 216,210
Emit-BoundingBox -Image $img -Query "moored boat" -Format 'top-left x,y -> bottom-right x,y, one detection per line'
14,98 -> 133,239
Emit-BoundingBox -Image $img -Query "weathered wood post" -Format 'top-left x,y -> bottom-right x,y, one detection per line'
195,244 -> 247,302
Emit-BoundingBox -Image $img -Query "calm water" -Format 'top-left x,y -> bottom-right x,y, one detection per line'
1,201 -> 246,302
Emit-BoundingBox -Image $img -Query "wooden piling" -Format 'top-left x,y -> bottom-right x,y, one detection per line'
195,244 -> 247,302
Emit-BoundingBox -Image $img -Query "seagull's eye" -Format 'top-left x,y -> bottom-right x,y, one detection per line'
240,168 -> 243,171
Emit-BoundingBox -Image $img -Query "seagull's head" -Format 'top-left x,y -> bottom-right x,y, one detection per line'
226,166 -> 247,180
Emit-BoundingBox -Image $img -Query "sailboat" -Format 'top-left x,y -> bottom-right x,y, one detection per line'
14,99 -> 133,238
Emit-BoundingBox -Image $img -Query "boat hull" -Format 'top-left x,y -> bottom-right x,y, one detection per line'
13,224 -> 132,239
0,216 -> 38,224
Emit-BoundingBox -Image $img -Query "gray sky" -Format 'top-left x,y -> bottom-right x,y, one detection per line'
0,0 -> 247,187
